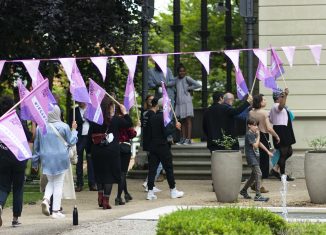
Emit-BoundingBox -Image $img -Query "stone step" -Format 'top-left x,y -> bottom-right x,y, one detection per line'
128,168 -> 252,180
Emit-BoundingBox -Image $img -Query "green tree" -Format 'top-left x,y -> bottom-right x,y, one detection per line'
149,0 -> 244,106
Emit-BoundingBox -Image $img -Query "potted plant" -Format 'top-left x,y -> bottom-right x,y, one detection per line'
211,131 -> 242,203
305,136 -> 326,203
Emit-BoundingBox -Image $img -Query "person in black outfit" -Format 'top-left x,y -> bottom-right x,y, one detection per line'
0,96 -> 32,227
88,96 -> 132,209
203,92 -> 252,152
146,98 -> 184,200
70,102 -> 96,192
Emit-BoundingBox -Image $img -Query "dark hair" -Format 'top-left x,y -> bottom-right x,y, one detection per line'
100,96 -> 114,125
177,63 -> 186,72
145,94 -> 154,101
252,94 -> 264,109
0,96 -> 14,116
213,92 -> 224,103
151,97 -> 158,107
247,117 -> 259,126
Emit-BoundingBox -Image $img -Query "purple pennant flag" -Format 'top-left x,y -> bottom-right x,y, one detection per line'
71,62 -> 91,103
235,69 -> 249,100
256,61 -> 278,90
123,74 -> 136,112
0,111 -> 32,161
85,79 -> 106,124
17,80 -> 33,120
21,79 -> 50,134
22,60 -> 44,88
161,81 -> 172,126
270,47 -> 284,79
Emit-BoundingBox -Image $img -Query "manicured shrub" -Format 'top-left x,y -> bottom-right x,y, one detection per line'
287,222 -> 326,235
156,207 -> 286,235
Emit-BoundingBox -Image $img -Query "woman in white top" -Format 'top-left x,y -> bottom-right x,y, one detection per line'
269,88 -> 296,181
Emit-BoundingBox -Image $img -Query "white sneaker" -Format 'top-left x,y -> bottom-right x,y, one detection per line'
142,181 -> 147,188
41,199 -> 50,216
145,186 -> 162,193
52,211 -> 65,219
170,188 -> 184,199
153,186 -> 162,193
146,190 -> 157,200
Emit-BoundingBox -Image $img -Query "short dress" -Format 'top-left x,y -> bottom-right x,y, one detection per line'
175,76 -> 201,119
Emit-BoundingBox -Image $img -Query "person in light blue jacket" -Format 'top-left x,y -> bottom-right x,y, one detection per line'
32,105 -> 78,219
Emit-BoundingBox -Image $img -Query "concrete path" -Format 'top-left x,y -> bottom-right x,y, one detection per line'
0,179 -> 317,235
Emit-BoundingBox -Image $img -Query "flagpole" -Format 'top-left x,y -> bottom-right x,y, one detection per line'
277,62 -> 288,88
170,104 -> 178,122
133,91 -> 140,121
250,76 -> 257,95
105,92 -> 121,106
73,100 -> 76,122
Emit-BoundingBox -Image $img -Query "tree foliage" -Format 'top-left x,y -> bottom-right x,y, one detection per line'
0,0 -> 143,104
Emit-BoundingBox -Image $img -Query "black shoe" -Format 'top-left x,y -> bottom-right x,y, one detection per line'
115,197 -> 125,206
89,185 -> 98,191
75,186 -> 83,192
254,194 -> 269,202
271,169 -> 281,179
12,220 -> 22,227
124,193 -> 133,203
286,175 -> 295,181
239,190 -> 252,199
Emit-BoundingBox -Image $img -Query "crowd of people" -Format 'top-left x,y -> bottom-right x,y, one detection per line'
0,61 -> 296,227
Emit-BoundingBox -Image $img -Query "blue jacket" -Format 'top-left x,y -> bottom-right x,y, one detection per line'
32,122 -> 78,175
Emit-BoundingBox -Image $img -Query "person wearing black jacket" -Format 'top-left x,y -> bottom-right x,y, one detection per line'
0,96 -> 32,227
146,98 -> 184,200
203,92 -> 252,152
70,102 -> 96,192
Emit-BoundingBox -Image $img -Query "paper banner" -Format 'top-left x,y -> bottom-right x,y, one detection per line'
90,57 -> 108,82
85,79 -> 106,124
122,55 -> 138,80
151,54 -> 168,78
256,61 -> 272,81
161,81 -> 172,126
0,60 -> 5,78
308,44 -> 322,65
224,50 -> 240,71
253,49 -> 268,67
270,47 -> 284,79
281,46 -> 296,67
59,58 -> 75,81
194,51 -> 211,74
235,69 -> 249,100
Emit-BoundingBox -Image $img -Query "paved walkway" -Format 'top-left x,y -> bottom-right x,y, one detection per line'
0,178 -> 318,235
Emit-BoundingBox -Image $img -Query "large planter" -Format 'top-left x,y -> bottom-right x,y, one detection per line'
305,151 -> 326,203
211,150 -> 242,203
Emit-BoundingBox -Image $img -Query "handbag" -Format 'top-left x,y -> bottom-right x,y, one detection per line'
49,123 -> 78,165
91,133 -> 106,145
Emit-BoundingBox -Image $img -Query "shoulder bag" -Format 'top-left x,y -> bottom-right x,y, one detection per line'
49,123 -> 78,165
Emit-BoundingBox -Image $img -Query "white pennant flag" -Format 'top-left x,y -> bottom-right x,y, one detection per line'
151,54 -> 168,78
253,49 -> 268,67
281,46 -> 296,67
0,60 -> 5,78
59,58 -> 75,81
308,44 -> 322,66
194,51 -> 211,74
21,60 -> 44,88
224,50 -> 240,71
122,55 -> 138,80
90,57 -> 108,82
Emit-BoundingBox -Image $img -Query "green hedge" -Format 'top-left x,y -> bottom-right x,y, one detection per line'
156,207 -> 286,235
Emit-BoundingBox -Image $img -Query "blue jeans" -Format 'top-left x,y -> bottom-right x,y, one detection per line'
76,135 -> 96,187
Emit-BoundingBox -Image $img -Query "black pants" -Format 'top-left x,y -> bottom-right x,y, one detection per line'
278,146 -> 293,175
147,145 -> 175,191
0,158 -> 26,217
259,132 -> 270,179
76,135 -> 95,187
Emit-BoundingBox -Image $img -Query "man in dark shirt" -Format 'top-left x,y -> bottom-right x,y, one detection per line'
146,98 -> 184,200
203,92 -> 252,152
